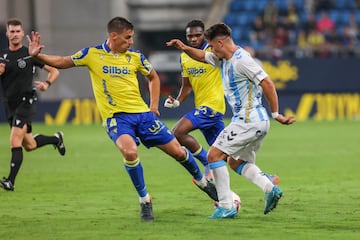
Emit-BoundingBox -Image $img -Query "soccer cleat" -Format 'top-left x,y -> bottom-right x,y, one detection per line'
0,177 -> 14,191
54,132 -> 66,156
192,178 -> 218,201
214,191 -> 241,212
204,165 -> 214,182
234,199 -> 241,212
209,206 -> 238,219
264,173 -> 279,186
140,201 -> 154,222
264,185 -> 283,215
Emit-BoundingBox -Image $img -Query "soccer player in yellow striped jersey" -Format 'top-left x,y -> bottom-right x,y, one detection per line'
27,17 -> 219,222
164,20 -> 225,181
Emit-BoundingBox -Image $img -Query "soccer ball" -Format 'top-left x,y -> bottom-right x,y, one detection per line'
214,191 -> 241,212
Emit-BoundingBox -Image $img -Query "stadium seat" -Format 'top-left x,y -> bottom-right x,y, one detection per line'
235,14 -> 249,26
229,0 -> 242,12
243,0 -> 256,12
293,0 -> 305,11
334,0 -> 347,9
224,13 -> 237,26
356,11 -> 360,24
299,11 -> 309,22
255,0 -> 268,12
274,0 -> 288,12
346,0 -> 356,10
232,28 -> 244,42
339,11 -> 351,25
328,10 -> 340,24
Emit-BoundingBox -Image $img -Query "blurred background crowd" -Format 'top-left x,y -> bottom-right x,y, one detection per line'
0,0 -> 359,105
225,0 -> 360,59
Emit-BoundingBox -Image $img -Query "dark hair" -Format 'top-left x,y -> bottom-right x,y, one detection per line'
204,23 -> 232,41
7,18 -> 22,27
186,19 -> 204,30
107,17 -> 134,34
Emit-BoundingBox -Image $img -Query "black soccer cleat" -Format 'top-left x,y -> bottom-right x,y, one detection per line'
140,201 -> 154,222
54,132 -> 66,156
192,178 -> 219,202
0,177 -> 15,191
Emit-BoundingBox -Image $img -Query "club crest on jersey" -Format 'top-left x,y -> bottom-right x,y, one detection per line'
126,55 -> 131,63
17,59 -> 26,68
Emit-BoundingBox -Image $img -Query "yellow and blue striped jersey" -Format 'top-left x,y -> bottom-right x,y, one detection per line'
71,40 -> 152,122
181,42 -> 225,114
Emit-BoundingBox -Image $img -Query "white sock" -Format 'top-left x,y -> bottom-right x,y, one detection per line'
194,176 -> 207,188
139,193 -> 151,203
241,163 -> 273,193
213,165 -> 233,209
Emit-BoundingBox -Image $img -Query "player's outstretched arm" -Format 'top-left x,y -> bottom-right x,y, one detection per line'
261,77 -> 295,125
27,31 -> 75,69
166,39 -> 206,62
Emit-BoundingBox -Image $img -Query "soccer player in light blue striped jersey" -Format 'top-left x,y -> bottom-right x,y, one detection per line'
167,23 -> 295,218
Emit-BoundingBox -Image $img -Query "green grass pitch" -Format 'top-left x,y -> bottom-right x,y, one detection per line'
0,120 -> 359,240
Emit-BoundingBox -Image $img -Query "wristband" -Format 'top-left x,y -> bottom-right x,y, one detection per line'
45,80 -> 52,87
271,112 -> 279,119
172,100 -> 180,108
164,99 -> 180,108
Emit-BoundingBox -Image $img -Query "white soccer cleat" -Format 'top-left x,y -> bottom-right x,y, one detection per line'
214,191 -> 241,212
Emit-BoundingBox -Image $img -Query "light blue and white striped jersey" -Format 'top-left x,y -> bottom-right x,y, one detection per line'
205,47 -> 270,123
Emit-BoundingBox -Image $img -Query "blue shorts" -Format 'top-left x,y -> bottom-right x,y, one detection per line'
184,106 -> 225,146
106,112 -> 174,148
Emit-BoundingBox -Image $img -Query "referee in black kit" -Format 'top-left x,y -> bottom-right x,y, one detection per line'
0,18 -> 65,191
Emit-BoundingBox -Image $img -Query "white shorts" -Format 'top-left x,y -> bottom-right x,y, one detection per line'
213,120 -> 270,163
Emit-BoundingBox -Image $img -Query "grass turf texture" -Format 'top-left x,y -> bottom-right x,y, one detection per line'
0,120 -> 359,240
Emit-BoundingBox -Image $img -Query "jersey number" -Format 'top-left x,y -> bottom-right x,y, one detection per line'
102,79 -> 116,106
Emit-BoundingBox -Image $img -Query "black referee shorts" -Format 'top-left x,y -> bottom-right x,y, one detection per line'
4,100 -> 36,133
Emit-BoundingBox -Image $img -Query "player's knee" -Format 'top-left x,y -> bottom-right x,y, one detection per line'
122,149 -> 138,161
23,143 -> 35,152
21,139 -> 37,151
172,129 -> 184,140
173,147 -> 187,161
207,151 -> 216,163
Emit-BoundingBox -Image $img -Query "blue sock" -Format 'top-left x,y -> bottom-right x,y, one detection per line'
234,161 -> 248,175
209,160 -> 227,170
179,148 -> 202,181
193,146 -> 208,167
124,158 -> 147,197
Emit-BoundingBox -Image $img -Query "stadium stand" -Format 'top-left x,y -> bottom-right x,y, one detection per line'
224,0 -> 360,58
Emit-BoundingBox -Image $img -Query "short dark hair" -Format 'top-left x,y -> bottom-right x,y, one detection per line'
107,17 -> 134,34
186,19 -> 204,30
7,18 -> 22,27
204,23 -> 232,41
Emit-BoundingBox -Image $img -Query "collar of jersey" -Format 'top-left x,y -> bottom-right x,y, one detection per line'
102,40 -> 111,53
200,41 -> 209,51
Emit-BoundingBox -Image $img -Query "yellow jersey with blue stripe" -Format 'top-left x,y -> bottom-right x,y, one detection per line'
181,42 -> 225,114
71,40 -> 152,121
